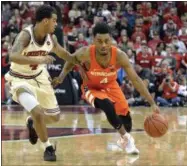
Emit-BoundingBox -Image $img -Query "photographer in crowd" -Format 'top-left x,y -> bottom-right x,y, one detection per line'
156,74 -> 181,106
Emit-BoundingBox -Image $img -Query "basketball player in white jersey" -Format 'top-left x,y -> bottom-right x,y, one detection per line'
5,5 -> 78,161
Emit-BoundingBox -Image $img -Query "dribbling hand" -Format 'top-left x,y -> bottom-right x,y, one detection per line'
51,76 -> 63,88
151,104 -> 160,114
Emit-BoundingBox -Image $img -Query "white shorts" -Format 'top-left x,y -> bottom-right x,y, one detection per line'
5,69 -> 59,112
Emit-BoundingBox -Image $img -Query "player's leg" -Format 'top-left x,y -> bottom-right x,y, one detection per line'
94,98 -> 138,154
107,87 -> 139,154
118,112 -> 132,133
94,98 -> 126,136
16,88 -> 56,161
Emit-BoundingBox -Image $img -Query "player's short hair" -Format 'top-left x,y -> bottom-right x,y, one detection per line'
93,22 -> 111,37
35,5 -> 57,22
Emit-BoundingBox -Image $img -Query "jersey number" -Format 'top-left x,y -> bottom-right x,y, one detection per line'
100,77 -> 108,84
30,65 -> 38,70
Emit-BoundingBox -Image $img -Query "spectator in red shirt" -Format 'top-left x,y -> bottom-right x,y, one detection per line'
142,2 -> 157,22
157,74 -> 181,106
148,31 -> 162,53
163,7 -> 181,28
74,33 -> 88,50
133,36 -> 142,50
136,42 -> 153,69
163,19 -> 178,39
171,35 -> 187,54
131,25 -> 146,42
181,53 -> 187,69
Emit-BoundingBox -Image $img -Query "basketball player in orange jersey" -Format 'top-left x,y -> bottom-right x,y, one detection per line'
53,22 -> 160,154
5,5 -> 80,161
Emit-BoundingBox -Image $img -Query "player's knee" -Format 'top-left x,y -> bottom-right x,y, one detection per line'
31,106 -> 44,122
52,113 -> 60,122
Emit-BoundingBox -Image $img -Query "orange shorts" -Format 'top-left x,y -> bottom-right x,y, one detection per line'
82,86 -> 129,116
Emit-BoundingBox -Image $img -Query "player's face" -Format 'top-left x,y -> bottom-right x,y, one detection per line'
94,34 -> 112,56
44,13 -> 57,33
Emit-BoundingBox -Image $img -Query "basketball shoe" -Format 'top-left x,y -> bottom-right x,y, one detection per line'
44,145 -> 56,161
26,116 -> 38,145
117,133 -> 139,155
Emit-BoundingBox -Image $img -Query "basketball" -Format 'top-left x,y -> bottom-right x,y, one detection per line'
144,114 -> 168,137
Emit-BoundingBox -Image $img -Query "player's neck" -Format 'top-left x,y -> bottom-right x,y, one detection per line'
96,50 -> 110,59
33,24 -> 47,42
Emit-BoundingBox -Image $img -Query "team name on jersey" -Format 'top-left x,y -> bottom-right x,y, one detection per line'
90,71 -> 116,76
24,51 -> 48,57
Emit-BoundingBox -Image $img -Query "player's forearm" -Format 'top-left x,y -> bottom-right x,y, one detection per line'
56,51 -> 78,64
9,54 -> 43,65
131,75 -> 155,105
59,62 -> 75,81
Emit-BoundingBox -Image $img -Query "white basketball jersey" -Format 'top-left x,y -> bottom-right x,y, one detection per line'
10,25 -> 54,75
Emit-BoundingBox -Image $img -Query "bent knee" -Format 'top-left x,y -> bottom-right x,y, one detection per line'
31,106 -> 44,121
53,113 -> 60,122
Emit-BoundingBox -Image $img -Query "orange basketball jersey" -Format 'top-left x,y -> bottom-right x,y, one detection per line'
81,45 -> 129,116
82,45 -> 119,89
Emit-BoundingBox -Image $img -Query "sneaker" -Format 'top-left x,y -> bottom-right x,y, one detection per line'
26,116 -> 38,145
117,133 -> 139,155
44,145 -> 56,161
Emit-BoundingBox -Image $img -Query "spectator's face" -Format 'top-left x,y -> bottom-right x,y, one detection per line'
72,4 -> 77,10
2,42 -> 9,50
94,34 -> 112,56
127,8 -> 133,14
122,36 -> 128,43
141,44 -> 148,53
166,47 -> 172,54
146,2 -> 152,9
103,3 -> 108,10
161,64 -> 168,74
14,9 -> 20,16
43,13 -> 57,33
154,34 -> 159,40
78,33 -> 84,41
136,36 -> 141,43
127,49 -> 133,57
170,8 -> 176,15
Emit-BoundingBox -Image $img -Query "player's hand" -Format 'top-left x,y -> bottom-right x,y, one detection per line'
151,104 -> 160,114
51,76 -> 63,88
41,55 -> 56,64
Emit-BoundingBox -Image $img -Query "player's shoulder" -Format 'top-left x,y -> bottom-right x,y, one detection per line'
12,29 -> 31,47
73,46 -> 90,61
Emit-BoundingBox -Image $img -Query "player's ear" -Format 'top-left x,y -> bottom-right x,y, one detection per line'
43,18 -> 49,25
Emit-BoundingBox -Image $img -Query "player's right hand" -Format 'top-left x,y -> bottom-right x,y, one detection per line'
41,55 -> 56,64
51,76 -> 63,88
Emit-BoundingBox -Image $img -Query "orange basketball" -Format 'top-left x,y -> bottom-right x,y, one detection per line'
144,114 -> 168,137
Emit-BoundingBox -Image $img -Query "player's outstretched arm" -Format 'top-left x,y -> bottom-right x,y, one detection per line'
116,49 -> 160,113
10,31 -> 55,65
51,35 -> 80,65
52,47 -> 89,87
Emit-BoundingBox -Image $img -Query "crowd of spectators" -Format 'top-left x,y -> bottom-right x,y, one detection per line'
1,1 -> 187,107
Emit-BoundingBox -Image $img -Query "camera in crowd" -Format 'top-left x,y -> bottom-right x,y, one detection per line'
165,78 -> 170,83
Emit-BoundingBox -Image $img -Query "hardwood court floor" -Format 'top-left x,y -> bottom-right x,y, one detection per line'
2,105 -> 187,166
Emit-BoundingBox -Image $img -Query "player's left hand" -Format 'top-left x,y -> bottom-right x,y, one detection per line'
51,76 -> 63,88
151,104 -> 160,114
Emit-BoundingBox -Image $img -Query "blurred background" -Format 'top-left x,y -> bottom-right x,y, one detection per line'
1,1 -> 187,107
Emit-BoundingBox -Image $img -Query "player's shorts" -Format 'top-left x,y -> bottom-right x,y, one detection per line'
5,69 -> 59,114
82,85 -> 129,116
